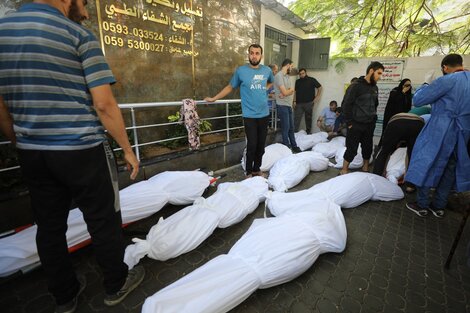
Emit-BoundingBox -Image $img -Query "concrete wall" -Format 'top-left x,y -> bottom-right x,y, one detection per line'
260,5 -> 309,66
306,55 -> 470,132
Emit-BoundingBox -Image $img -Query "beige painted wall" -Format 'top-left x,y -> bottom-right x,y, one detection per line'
260,5 -> 309,66
305,55 -> 470,133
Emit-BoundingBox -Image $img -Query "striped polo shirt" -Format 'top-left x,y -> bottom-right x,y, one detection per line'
0,3 -> 116,150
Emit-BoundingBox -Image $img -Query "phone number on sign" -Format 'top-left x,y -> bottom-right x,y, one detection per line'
103,35 -> 165,52
102,21 -> 164,42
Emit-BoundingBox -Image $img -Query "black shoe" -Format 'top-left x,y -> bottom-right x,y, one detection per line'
292,146 -> 302,153
104,266 -> 145,306
55,275 -> 86,313
429,205 -> 445,218
406,202 -> 429,217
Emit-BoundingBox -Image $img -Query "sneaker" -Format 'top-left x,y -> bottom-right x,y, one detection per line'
104,266 -> 145,306
292,146 -> 302,153
55,275 -> 86,313
429,205 -> 445,218
406,202 -> 429,217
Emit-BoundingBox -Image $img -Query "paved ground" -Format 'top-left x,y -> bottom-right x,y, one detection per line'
1,165 -> 469,313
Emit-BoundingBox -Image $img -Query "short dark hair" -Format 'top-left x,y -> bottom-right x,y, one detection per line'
330,100 -> 338,106
350,77 -> 358,83
441,54 -> 463,68
299,68 -> 307,73
281,58 -> 293,67
248,44 -> 263,55
268,64 -> 277,71
366,61 -> 384,74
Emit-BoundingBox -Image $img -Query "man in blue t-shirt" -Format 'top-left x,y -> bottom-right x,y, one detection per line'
205,44 -> 274,177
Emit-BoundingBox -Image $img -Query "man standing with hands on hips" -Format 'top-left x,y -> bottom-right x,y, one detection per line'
205,44 -> 274,178
0,1 -> 144,312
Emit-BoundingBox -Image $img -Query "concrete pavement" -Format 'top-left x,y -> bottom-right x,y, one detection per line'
1,166 -> 469,313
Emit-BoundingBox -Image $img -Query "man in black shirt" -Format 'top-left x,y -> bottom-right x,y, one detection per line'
294,68 -> 322,134
340,61 -> 384,175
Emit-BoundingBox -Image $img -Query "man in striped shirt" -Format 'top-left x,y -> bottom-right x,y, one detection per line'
0,1 -> 143,312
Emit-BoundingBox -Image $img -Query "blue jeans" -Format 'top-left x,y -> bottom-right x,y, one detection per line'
417,154 -> 457,209
277,105 -> 297,148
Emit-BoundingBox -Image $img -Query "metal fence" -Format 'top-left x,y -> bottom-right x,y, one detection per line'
0,99 -> 278,173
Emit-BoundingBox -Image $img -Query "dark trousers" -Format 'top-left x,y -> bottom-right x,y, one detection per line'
277,105 -> 298,148
417,153 -> 457,209
243,115 -> 269,174
373,119 -> 424,176
294,101 -> 313,133
17,142 -> 127,305
343,122 -> 375,163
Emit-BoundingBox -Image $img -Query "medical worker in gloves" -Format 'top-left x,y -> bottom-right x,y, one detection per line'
405,54 -> 470,218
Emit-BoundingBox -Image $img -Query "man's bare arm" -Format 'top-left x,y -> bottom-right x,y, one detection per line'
0,96 -> 16,144
279,85 -> 294,97
204,84 -> 233,102
314,86 -> 323,103
90,84 -> 139,180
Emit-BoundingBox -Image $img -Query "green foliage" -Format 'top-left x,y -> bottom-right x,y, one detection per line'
290,0 -> 470,57
330,56 -> 359,74
161,111 -> 212,149
228,103 -> 243,128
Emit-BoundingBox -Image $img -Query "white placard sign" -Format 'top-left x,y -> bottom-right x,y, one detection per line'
375,83 -> 398,137
381,60 -> 405,82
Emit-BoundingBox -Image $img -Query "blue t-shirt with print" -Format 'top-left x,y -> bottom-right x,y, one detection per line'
230,64 -> 274,118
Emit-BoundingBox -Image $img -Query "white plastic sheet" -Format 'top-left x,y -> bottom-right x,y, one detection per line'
124,177 -> 269,268
268,155 -> 310,191
241,143 -> 292,172
142,255 -> 260,313
125,203 -> 220,267
0,225 -> 39,277
141,171 -> 406,313
208,177 -> 267,227
0,171 -> 211,277
265,189 -> 313,217
142,202 -> 346,313
312,136 -> 346,158
331,146 -> 364,169
147,171 -> 211,205
294,130 -> 329,151
385,147 -> 407,184
295,151 -> 330,172
275,202 -> 347,255
310,172 -> 404,208
367,173 -> 405,201
120,181 -> 169,224
0,208 -> 89,277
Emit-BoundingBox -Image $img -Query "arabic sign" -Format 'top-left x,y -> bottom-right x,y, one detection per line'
380,60 -> 405,82
1,0 -> 262,104
97,0 -> 202,57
